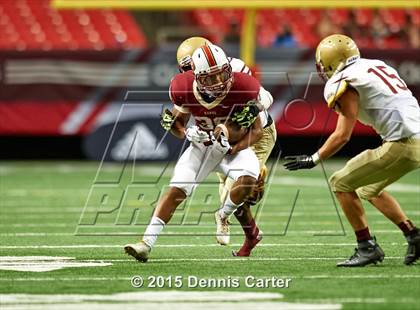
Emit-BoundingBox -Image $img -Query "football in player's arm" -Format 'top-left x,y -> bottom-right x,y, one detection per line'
160,103 -> 263,155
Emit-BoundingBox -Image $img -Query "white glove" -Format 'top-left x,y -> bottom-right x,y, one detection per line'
185,126 -> 210,143
210,131 -> 232,155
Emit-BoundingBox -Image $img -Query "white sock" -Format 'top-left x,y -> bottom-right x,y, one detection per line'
219,194 -> 242,219
142,216 -> 165,248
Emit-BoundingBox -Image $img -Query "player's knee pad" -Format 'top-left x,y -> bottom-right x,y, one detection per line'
329,171 -> 354,193
356,187 -> 382,200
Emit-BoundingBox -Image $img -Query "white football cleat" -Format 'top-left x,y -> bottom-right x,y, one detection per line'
124,241 -> 151,263
215,211 -> 230,245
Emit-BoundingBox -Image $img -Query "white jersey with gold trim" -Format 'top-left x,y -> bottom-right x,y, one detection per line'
324,58 -> 420,141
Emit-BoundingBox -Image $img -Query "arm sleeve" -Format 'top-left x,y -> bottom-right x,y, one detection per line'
258,86 -> 273,110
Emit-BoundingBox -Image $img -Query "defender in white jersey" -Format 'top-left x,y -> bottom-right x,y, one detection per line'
284,34 -> 420,267
175,37 -> 277,256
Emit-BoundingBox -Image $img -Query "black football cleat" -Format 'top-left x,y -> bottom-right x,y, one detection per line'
337,238 -> 385,267
404,229 -> 420,265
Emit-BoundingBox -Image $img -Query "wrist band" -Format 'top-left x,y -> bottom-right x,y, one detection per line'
311,152 -> 321,165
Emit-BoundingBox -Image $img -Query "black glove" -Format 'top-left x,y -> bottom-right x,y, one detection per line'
283,155 -> 316,171
231,100 -> 260,128
160,108 -> 175,131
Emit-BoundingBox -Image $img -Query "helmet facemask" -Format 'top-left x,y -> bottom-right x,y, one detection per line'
178,55 -> 193,72
316,60 -> 329,82
195,63 -> 233,98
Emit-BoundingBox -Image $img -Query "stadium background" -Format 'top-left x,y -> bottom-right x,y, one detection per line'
1,0 -> 419,161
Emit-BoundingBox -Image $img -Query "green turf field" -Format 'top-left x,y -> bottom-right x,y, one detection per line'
0,160 -> 419,310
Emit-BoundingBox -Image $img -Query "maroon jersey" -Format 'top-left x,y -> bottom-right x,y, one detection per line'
169,71 -> 260,131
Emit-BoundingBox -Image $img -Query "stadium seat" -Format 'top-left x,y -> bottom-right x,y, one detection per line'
408,9 -> 420,25
0,0 -> 147,50
190,8 -> 417,49
355,9 -> 374,27
328,9 -> 350,26
379,9 -> 407,31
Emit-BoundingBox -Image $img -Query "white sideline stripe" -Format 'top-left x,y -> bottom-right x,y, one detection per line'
0,256 -> 112,272
0,277 -> 130,282
79,257 -> 406,263
0,215 -> 417,226
1,233 -> 74,236
0,243 -> 407,249
0,256 -> 74,261
2,211 -> 419,218
272,176 -> 420,193
0,291 -> 283,303
92,257 -> 408,262
0,302 -> 340,310
0,257 -> 406,264
0,291 -> 342,310
302,274 -> 420,279
0,206 -> 85,211
297,298 -> 417,304
0,224 -> 71,228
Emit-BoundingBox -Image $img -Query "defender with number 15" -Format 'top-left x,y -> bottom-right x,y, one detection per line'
284,34 -> 420,267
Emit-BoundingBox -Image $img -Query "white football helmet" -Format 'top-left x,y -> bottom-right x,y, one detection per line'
191,44 -> 233,98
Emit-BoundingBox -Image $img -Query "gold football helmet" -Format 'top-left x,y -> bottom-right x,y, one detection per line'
315,34 -> 360,81
177,36 -> 211,72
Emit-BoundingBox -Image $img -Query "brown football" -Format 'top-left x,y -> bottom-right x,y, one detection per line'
213,120 -> 248,144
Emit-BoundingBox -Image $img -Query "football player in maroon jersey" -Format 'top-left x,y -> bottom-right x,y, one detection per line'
124,44 -> 265,262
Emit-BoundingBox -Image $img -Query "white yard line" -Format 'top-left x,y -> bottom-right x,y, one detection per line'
2,207 -> 84,212
1,230 -> 406,236
1,233 -> 75,236
302,274 -> 420,279
0,256 -> 112,272
0,242 -> 407,249
0,277 -> 129,281
2,211 -> 418,219
0,291 -> 342,310
296,298 -> 417,304
80,257 -> 407,263
0,257 -> 407,263
0,218 -> 414,228
0,224 -> 72,228
90,257 -> 408,262
272,176 -> 420,193
0,291 -> 283,303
